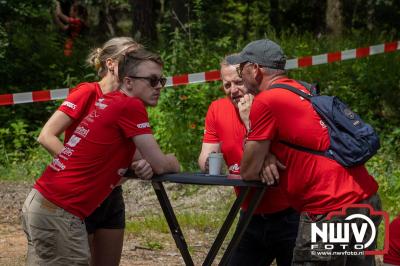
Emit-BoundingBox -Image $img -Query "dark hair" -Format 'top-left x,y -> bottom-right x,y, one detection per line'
118,49 -> 163,82
73,4 -> 88,21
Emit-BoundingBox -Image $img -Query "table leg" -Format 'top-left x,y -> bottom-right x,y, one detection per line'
219,187 -> 267,266
152,181 -> 194,266
202,187 -> 250,266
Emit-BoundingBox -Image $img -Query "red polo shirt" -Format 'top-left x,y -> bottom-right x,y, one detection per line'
247,78 -> 378,215
35,91 -> 152,219
203,97 -> 290,214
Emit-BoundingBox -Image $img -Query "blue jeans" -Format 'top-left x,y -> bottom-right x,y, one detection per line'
228,208 -> 300,266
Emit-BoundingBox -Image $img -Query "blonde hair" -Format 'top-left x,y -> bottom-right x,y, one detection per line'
87,37 -> 143,78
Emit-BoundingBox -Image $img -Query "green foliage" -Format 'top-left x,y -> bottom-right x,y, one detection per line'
149,82 -> 223,171
0,120 -> 50,181
144,241 -> 164,250
367,130 -> 400,218
149,29 -> 225,170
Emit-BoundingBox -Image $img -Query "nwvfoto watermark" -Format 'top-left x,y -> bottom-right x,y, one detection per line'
310,204 -> 389,255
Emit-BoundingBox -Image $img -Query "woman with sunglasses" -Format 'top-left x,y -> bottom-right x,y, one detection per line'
36,37 -> 149,266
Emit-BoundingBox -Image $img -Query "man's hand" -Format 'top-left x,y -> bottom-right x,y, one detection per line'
259,153 -> 286,185
204,156 -> 210,173
238,94 -> 254,131
131,159 -> 153,180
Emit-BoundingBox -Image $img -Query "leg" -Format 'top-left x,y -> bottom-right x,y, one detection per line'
292,195 -> 382,266
87,233 -> 95,263
85,186 -> 125,266
273,209 -> 300,266
22,189 -> 90,265
91,229 -> 124,266
21,190 -> 40,265
291,213 -> 346,266
228,211 -> 274,266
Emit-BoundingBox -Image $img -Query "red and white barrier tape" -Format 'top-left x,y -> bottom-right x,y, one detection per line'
1,41 -> 399,106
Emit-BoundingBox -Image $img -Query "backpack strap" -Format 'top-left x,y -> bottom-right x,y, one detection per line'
269,82 -> 327,157
297,80 -> 320,95
269,83 -> 312,100
279,140 -> 326,157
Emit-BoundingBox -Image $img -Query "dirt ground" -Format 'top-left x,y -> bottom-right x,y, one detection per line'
0,180 -> 234,266
0,180 -> 385,266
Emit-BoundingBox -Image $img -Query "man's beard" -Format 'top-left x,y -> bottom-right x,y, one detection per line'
244,79 -> 260,95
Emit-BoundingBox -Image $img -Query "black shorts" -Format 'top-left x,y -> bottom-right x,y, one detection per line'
85,186 -> 125,234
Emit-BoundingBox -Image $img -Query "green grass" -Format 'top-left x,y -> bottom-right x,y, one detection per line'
126,193 -> 238,251
126,208 -> 237,235
0,147 -> 50,181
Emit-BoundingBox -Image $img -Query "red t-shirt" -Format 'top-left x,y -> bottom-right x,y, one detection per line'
68,17 -> 83,38
247,78 -> 378,215
384,216 -> 400,265
58,82 -> 104,143
203,97 -> 290,214
34,91 -> 152,219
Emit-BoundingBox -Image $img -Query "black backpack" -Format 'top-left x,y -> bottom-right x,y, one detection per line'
269,81 -> 380,167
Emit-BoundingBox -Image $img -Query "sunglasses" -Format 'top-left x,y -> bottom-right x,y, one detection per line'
128,75 -> 167,88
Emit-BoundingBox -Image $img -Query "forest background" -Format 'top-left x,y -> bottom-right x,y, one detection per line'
0,0 -> 399,218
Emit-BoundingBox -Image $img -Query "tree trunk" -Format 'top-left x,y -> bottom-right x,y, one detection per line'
98,0 -> 116,38
366,0 -> 375,31
130,0 -> 157,43
269,0 -> 281,34
326,0 -> 343,36
170,0 -> 189,31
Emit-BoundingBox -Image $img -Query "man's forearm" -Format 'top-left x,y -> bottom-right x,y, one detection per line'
241,140 -> 271,180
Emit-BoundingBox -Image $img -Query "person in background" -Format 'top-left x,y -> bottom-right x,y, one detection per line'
37,37 -> 145,266
53,0 -> 88,56
228,39 -> 381,265
22,48 -> 180,265
198,56 -> 299,266
384,215 -> 400,266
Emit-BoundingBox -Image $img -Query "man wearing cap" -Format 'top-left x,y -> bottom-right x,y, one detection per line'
198,56 -> 299,266
227,39 -> 381,265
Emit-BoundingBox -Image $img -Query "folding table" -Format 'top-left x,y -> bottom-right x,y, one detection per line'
148,173 -> 267,266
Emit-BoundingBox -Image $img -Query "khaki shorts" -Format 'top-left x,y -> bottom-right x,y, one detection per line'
21,189 -> 90,266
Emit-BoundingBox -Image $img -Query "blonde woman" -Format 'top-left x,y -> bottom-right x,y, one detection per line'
36,37 -> 149,266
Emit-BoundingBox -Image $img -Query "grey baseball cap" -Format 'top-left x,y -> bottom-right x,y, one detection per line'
226,39 -> 286,70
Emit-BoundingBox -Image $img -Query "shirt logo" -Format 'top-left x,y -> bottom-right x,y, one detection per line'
320,120 -> 327,129
66,135 -> 81,147
228,163 -> 240,174
95,98 -> 108,110
61,101 -> 77,110
51,158 -> 66,171
137,122 -> 150,129
60,147 -> 74,157
74,126 -> 90,137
